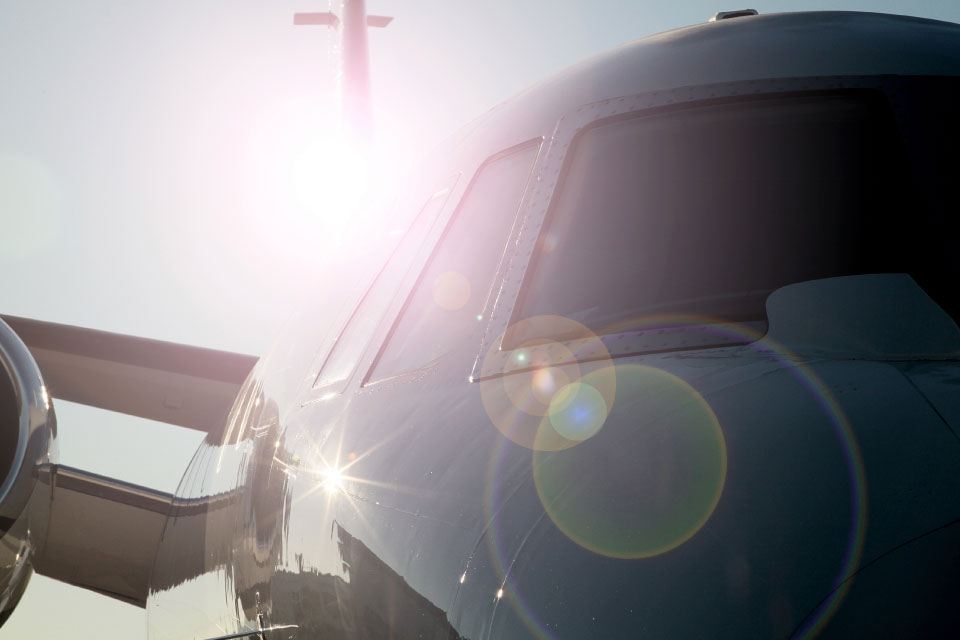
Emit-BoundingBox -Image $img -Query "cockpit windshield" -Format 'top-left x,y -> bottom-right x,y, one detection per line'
510,82 -> 960,346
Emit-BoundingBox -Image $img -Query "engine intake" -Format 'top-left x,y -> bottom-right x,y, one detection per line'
0,317 -> 57,625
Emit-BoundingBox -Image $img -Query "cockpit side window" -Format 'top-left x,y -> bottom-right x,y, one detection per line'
507,92 -> 914,346
366,141 -> 541,383
312,179 -> 456,392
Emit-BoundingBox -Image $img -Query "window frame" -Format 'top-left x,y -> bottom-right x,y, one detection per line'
467,76 -> 911,382
303,174 -> 461,401
360,138 -> 545,388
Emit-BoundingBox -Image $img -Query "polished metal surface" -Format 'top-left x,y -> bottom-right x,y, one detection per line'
202,624 -> 298,640
144,11 -> 960,639
147,283 -> 960,637
0,317 -> 57,624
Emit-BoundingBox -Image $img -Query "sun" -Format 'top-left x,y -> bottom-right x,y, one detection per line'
292,130 -> 370,218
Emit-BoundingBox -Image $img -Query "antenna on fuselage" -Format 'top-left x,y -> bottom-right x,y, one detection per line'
294,1 -> 393,143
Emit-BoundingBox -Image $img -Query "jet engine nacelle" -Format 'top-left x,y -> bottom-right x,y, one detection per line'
0,318 -> 57,625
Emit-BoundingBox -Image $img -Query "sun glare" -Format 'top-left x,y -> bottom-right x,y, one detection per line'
321,466 -> 345,493
292,130 -> 370,228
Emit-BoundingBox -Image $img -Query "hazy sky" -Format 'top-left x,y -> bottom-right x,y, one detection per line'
2,1 -> 959,638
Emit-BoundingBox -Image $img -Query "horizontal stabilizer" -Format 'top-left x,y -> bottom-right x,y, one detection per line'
294,11 -> 339,27
33,464 -> 172,607
0,315 -> 256,433
366,15 -> 394,28
33,464 -> 239,605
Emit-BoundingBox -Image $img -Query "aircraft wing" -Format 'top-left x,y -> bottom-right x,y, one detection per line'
0,315 -> 257,434
0,315 -> 257,614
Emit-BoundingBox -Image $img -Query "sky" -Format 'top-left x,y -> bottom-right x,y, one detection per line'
2,1 -> 959,638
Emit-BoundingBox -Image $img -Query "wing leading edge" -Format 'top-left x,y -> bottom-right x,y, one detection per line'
1,315 -> 257,434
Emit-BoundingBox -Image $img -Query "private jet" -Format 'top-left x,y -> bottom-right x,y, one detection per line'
2,7 -> 959,639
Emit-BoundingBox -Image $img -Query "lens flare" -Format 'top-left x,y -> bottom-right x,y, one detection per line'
480,316 -> 616,451
534,364 -> 727,559
291,130 -> 370,222
321,466 -> 344,493
504,346 -> 576,415
546,382 -> 607,442
479,315 -> 867,639
591,314 -> 867,638
432,270 -> 472,311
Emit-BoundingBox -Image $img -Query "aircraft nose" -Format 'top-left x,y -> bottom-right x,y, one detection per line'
448,356 -> 960,639
449,364 -> 759,638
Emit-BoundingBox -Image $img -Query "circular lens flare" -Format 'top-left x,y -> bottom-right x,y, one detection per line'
480,316 -> 867,639
432,270 -> 472,311
534,364 -> 727,559
504,345 -> 577,417
480,316 -> 616,451
547,382 -> 607,441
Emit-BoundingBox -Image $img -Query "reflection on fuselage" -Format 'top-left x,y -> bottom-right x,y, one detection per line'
148,386 -> 470,640
268,524 -> 465,639
147,293 -> 960,639
147,12 -> 960,640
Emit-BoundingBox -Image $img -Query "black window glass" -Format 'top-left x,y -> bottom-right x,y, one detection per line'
314,182 -> 454,390
369,142 -> 540,382
509,93 -> 924,345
